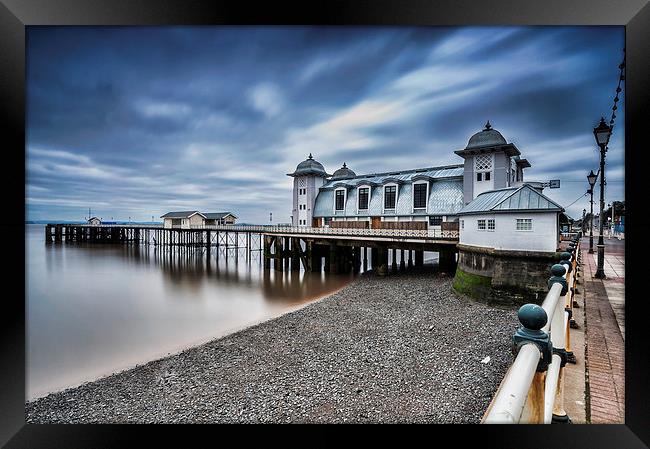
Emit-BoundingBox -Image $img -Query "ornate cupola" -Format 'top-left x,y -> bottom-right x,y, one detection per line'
465,121 -> 507,149
330,162 -> 356,180
454,121 -> 525,204
287,153 -> 330,178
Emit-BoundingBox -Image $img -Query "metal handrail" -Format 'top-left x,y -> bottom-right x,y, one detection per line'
482,238 -> 580,424
482,343 -> 543,423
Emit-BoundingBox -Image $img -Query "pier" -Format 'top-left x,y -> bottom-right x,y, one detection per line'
44,224 -> 460,275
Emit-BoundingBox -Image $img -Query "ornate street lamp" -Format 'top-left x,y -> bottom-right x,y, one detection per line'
593,117 -> 611,278
587,169 -> 598,253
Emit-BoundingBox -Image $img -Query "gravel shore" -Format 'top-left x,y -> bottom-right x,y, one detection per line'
25,269 -> 518,423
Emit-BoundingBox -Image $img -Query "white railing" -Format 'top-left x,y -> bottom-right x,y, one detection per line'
482,237 -> 579,424
56,223 -> 459,239
187,225 -> 459,239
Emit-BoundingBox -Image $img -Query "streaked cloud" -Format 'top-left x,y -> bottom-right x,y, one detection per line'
26,26 -> 624,222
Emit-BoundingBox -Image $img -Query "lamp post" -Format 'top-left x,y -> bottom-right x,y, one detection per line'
582,208 -> 586,234
587,170 -> 597,253
593,117 -> 611,279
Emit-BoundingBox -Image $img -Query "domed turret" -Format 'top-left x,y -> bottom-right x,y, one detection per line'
330,162 -> 356,180
287,153 -> 329,177
466,121 -> 507,149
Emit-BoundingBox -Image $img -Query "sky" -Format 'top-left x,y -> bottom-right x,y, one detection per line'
26,26 -> 625,224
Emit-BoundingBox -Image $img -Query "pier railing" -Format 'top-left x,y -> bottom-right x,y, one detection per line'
187,225 -> 459,239
482,233 -> 580,424
56,223 -> 458,239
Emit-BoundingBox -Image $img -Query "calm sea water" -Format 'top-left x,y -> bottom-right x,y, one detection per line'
25,224 -> 356,400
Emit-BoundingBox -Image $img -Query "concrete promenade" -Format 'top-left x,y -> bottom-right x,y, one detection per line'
580,235 -> 625,423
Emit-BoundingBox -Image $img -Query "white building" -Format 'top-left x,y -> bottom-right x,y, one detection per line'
161,211 -> 206,229
288,121 -> 542,233
87,216 -> 101,226
161,211 -> 237,228
457,184 -> 564,253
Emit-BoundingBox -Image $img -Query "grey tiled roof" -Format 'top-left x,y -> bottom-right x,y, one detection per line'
320,164 -> 463,190
160,211 -> 204,218
204,212 -> 237,219
313,179 -> 464,218
457,184 -> 564,215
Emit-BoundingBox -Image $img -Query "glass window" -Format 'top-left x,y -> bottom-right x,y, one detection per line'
516,218 -> 532,231
358,187 -> 369,210
413,183 -> 427,208
384,185 -> 396,209
485,171 -> 491,181
335,190 -> 345,210
429,216 -> 442,226
477,172 -> 482,181
478,219 -> 486,230
487,219 -> 495,231
461,219 -> 464,230
324,217 -> 331,226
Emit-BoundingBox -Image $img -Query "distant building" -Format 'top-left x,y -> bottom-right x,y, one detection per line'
87,217 -> 101,226
203,212 -> 237,225
160,211 -> 237,228
161,211 -> 206,229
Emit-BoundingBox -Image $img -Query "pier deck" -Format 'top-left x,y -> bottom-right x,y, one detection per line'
45,224 -> 460,276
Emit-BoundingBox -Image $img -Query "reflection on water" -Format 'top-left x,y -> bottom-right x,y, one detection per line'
26,225 -> 354,400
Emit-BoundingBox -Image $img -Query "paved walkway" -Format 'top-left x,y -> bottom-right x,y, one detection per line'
581,236 -> 625,423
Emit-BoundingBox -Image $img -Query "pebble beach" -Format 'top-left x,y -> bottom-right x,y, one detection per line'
26,269 -> 518,423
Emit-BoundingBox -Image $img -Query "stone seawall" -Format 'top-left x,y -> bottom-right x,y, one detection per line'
453,244 -> 562,306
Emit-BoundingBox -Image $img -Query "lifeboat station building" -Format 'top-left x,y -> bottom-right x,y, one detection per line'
161,211 -> 237,229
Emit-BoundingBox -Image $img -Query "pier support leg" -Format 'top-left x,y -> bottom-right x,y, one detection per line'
329,243 -> 338,274
407,250 -> 413,268
353,247 -> 361,273
371,247 -> 378,272
362,247 -> 368,272
415,250 -> 424,267
400,249 -> 406,271
284,237 -> 290,270
263,235 -> 271,269
439,250 -> 457,273
274,237 -> 283,272
310,242 -> 322,273
291,238 -> 301,271
391,248 -> 398,273
377,246 -> 388,276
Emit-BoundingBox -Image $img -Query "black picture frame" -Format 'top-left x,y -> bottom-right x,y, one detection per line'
2,0 -> 648,447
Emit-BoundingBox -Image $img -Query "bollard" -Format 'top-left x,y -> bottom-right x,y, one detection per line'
548,264 -> 568,296
559,252 -> 572,275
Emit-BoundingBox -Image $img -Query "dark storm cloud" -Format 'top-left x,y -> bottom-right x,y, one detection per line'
26,26 -> 624,222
